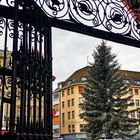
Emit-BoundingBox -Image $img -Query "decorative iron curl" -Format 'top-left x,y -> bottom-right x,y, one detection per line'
6,0 -> 15,7
0,18 -> 6,36
0,0 -> 15,7
18,22 -> 23,40
8,20 -> 14,38
130,12 -> 140,40
34,0 -> 140,40
5,76 -> 11,98
101,1 -> 131,35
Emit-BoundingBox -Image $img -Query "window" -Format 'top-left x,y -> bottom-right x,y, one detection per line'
80,124 -> 86,132
134,89 -> 138,95
68,100 -> 70,107
78,86 -> 84,94
0,76 -> 2,85
130,112 -> 135,118
67,89 -> 70,95
62,101 -> 65,108
54,128 -> 59,134
135,80 -> 140,86
137,111 -> 140,118
0,61 -> 1,67
68,112 -> 71,120
130,99 -> 134,106
54,93 -> 59,99
123,79 -> 130,84
72,125 -> 75,132
68,125 -> 71,133
58,83 -> 62,89
129,89 -> 133,95
136,100 -> 139,106
71,87 -> 74,94
72,111 -> 75,119
72,99 -> 74,106
67,80 -> 72,85
62,91 -> 64,97
80,76 -> 87,82
62,113 -> 65,126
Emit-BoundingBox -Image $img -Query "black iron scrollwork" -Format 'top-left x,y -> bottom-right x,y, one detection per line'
34,0 -> 140,40
0,18 -> 6,36
0,76 -> 12,98
0,0 -> 139,40
6,0 -> 15,7
8,20 -> 24,40
0,0 -> 15,7
5,76 -> 11,98
8,20 -> 14,38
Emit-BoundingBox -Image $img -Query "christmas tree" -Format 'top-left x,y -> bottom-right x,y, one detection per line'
80,41 -> 139,139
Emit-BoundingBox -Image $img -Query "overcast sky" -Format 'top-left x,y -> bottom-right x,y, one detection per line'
52,27 -> 140,89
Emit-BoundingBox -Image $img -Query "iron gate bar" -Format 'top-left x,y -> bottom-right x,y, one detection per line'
39,24 -> 43,134
46,21 -> 53,137
9,0 -> 18,134
33,28 -> 37,134
0,18 -> 8,131
26,7 -> 32,133
0,68 -> 12,76
20,1 -> 27,132
51,18 -> 140,48
0,5 -> 14,19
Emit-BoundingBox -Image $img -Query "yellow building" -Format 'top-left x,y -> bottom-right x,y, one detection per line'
55,66 -> 140,140
0,49 -> 11,68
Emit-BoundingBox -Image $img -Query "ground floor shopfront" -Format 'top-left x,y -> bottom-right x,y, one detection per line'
61,133 -> 89,140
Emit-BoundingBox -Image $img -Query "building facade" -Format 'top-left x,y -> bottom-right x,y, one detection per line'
53,66 -> 140,140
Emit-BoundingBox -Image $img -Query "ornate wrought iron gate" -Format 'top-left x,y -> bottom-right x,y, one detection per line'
0,0 -> 52,139
0,0 -> 140,140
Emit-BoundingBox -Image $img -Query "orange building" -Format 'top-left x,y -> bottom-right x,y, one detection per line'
53,88 -> 61,139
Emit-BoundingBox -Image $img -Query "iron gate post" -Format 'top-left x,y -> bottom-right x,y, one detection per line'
10,0 -> 18,134
44,20 -> 53,139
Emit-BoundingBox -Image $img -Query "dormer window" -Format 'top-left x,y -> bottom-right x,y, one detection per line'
135,80 -> 140,86
123,79 -> 130,84
58,82 -> 63,89
58,84 -> 62,89
80,76 -> 87,82
67,80 -> 72,85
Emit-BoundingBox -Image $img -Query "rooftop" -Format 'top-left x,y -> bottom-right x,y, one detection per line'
61,66 -> 140,88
